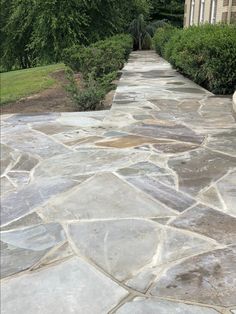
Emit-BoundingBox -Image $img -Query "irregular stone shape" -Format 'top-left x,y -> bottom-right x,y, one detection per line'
0,144 -> 20,175
5,113 -> 59,124
7,171 -> 30,186
95,135 -> 166,148
12,153 -> 39,171
170,204 -> 236,245
169,148 -> 236,196
69,219 -> 160,281
0,177 -> 15,196
1,212 -> 43,231
32,122 -> 76,135
118,161 -> 169,177
206,130 -> 236,157
65,136 -> 103,147
1,223 -> 65,278
217,171 -> 236,217
44,173 -> 176,221
1,178 -> 76,226
198,186 -> 224,209
126,176 -> 195,212
32,242 -> 74,270
34,150 -> 150,178
153,142 -> 199,154
2,126 -> 71,158
58,114 -> 102,127
167,87 -> 206,94
126,122 -> 204,144
1,257 -> 128,314
150,246 -> 236,307
116,298 -> 219,314
69,218 -> 215,286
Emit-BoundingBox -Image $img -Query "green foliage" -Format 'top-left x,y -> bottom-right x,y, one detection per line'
154,24 -> 236,95
64,34 -> 133,111
66,70 -> 106,111
1,0 -> 151,71
153,24 -> 179,56
63,35 -> 133,77
128,14 -> 167,50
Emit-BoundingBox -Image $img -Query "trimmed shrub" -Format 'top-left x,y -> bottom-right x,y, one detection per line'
63,34 -> 133,111
153,25 -> 179,57
154,24 -> 236,95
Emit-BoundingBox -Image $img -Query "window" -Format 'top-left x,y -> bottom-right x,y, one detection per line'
190,0 -> 195,26
199,0 -> 205,24
210,0 -> 217,24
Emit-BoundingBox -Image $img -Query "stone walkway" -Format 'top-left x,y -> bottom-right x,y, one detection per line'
1,51 -> 236,314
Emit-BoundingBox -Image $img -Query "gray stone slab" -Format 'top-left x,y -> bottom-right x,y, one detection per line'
117,298 -> 219,314
150,246 -> 236,307
217,171 -> 236,217
117,161 -> 169,177
0,144 -> 20,175
206,130 -> 236,157
170,204 -> 236,245
168,148 -> 236,196
34,149 -> 150,178
11,153 -> 39,171
1,212 -> 43,231
126,176 -> 195,212
126,122 -> 204,144
1,257 -> 128,314
1,178 -> 76,226
42,173 -> 176,221
1,223 -> 65,278
0,177 -> 15,196
5,113 -> 59,124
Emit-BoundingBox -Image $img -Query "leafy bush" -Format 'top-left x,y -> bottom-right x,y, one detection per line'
66,70 -> 106,111
154,24 -> 236,95
153,24 -> 179,57
63,34 -> 133,78
64,34 -> 133,111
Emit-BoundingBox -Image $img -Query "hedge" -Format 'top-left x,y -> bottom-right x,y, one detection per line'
63,34 -> 133,111
153,24 -> 236,95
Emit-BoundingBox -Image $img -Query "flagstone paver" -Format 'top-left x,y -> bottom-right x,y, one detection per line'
1,51 -> 236,313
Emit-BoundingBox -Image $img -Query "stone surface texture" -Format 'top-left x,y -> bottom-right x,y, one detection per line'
1,51 -> 235,313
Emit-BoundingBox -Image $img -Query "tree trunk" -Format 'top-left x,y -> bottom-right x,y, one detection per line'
138,35 -> 142,50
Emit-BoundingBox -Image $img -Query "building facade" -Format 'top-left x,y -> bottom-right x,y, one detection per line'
184,0 -> 236,26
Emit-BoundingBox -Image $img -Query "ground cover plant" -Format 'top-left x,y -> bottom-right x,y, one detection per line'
153,24 -> 236,95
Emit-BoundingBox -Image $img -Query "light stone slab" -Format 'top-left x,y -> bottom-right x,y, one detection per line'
116,298 -> 220,314
1,257 -> 128,314
44,173 -> 176,221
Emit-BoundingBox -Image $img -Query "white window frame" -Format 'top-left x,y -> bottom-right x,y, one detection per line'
210,0 -> 217,24
190,0 -> 195,26
199,0 -> 205,24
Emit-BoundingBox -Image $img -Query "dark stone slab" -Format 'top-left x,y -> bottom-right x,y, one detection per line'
12,153 -> 39,171
170,204 -> 236,245
169,148 -> 236,196
127,122 -> 204,144
126,176 -> 195,212
150,246 -> 236,307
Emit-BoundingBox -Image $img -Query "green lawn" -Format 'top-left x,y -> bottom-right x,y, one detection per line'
0,63 -> 66,105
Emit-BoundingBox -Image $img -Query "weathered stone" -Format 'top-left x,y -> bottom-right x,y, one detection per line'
11,153 -> 39,171
153,142 -> 199,154
43,173 -> 176,221
170,204 -> 236,245
217,170 -> 236,217
32,122 -> 76,135
116,298 -> 219,314
206,130 -> 236,157
1,223 -> 65,278
169,148 -> 236,195
34,150 -> 150,178
126,122 -> 204,144
1,178 -> 76,226
1,212 -> 43,231
95,135 -> 166,148
150,246 -> 236,307
118,161 -> 169,177
7,171 -> 30,186
1,257 -> 128,314
5,113 -> 59,124
2,126 -> 71,158
0,177 -> 15,196
0,144 -> 20,175
126,176 -> 195,212
198,186 -> 224,209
